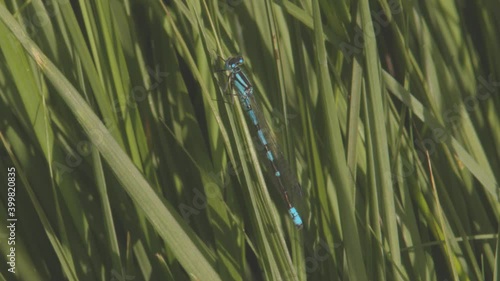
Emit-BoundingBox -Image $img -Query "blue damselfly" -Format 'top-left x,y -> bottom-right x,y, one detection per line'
216,55 -> 303,228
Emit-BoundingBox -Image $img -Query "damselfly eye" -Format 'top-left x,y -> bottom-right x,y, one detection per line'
239,58 -> 243,63
231,64 -> 236,68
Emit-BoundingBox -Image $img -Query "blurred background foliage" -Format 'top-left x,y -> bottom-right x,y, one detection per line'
0,0 -> 499,280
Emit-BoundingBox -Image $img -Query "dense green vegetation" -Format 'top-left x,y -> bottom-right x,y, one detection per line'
0,0 -> 499,280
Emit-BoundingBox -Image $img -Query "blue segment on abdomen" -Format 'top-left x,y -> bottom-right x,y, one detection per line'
288,207 -> 303,227
266,150 -> 274,161
248,110 -> 258,125
257,130 -> 267,145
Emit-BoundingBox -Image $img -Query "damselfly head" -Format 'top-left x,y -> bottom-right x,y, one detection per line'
225,56 -> 244,70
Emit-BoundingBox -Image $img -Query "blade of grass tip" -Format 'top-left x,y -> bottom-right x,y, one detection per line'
417,114 -> 486,279
425,150 -> 460,280
156,253 -> 175,280
393,142 -> 428,280
312,1 -> 368,280
358,1 -> 402,279
92,148 -> 124,276
346,59 -> 363,188
406,128 -> 468,280
361,84 -> 383,280
279,0 -> 342,45
0,6 -> 221,280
